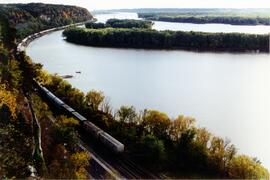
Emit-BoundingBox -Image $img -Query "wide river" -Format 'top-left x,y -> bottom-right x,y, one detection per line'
27,13 -> 270,169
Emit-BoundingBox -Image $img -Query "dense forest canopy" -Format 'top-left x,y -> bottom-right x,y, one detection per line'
138,13 -> 270,25
1,2 -> 270,178
0,3 -> 93,39
106,19 -> 153,28
0,3 -> 92,178
43,71 -> 269,179
63,27 -> 269,52
85,19 -> 153,29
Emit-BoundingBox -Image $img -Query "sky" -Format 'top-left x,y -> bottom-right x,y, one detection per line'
1,0 -> 270,11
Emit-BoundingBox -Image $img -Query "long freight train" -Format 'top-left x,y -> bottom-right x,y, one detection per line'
17,22 -> 86,52
34,81 -> 124,154
16,22 -> 124,153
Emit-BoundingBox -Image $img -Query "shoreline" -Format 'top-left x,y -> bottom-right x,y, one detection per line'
16,21 -> 89,52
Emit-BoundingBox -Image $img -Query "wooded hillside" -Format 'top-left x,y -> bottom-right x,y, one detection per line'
0,3 -> 93,39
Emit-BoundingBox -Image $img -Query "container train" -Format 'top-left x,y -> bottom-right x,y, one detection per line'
16,22 -> 122,152
34,81 -> 124,154
17,22 -> 86,52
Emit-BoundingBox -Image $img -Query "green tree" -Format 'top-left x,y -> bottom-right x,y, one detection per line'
139,134 -> 166,166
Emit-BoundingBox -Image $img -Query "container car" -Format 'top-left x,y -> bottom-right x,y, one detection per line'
33,81 -> 125,153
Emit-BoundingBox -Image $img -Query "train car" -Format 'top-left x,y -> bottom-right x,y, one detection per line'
53,96 -> 65,106
33,81 -> 125,154
99,132 -> 125,153
46,91 -> 57,100
40,86 -> 50,93
62,104 -> 75,113
82,121 -> 103,138
71,111 -> 87,121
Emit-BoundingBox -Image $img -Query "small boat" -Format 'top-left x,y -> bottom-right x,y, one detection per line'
61,75 -> 73,79
76,71 -> 81,74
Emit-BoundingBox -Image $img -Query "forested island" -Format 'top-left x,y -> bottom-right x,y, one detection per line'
138,13 -> 270,25
95,8 -> 270,26
1,3 -> 270,179
64,23 -> 268,52
86,19 -> 153,29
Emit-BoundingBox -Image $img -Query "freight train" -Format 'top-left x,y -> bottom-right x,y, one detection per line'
34,81 -> 124,154
16,22 -> 123,152
16,22 -> 86,52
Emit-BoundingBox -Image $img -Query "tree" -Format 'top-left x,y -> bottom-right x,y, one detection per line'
116,106 -> 137,124
17,52 -> 42,91
228,155 -> 269,179
168,115 -> 195,141
142,110 -> 171,139
69,152 -> 90,179
85,90 -> 104,111
194,128 -> 211,148
0,85 -> 17,118
139,134 -> 166,166
63,27 -> 268,52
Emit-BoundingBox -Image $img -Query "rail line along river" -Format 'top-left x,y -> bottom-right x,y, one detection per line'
27,12 -> 270,169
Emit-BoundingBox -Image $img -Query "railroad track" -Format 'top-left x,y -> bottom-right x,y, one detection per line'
34,82 -> 159,179
112,157 -> 154,179
80,134 -> 159,179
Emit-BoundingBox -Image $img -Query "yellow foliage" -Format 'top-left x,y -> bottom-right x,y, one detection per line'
36,69 -> 52,85
169,115 -> 196,141
32,94 -> 51,119
85,89 -> 104,111
70,152 -> 90,179
228,155 -> 269,179
74,167 -> 88,179
56,115 -> 79,126
0,85 -> 17,118
143,110 -> 171,137
195,128 -> 211,147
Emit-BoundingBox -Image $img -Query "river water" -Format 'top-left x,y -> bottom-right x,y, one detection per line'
96,12 -> 270,34
27,12 -> 270,169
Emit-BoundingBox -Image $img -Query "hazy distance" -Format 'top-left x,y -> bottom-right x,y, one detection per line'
0,0 -> 270,10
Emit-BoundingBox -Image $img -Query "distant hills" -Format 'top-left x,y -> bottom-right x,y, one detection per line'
93,8 -> 270,26
93,8 -> 270,16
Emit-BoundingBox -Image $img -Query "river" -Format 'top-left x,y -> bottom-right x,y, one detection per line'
96,12 -> 270,34
27,12 -> 270,169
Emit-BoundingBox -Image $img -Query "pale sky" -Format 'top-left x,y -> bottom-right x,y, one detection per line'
1,0 -> 270,11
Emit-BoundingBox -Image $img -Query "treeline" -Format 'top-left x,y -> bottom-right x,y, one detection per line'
0,3 -> 93,40
63,27 -> 269,52
0,8 -> 90,178
39,72 -> 269,178
85,18 -> 153,29
106,19 -> 153,28
94,8 -> 270,16
139,13 -> 270,25
85,22 -> 108,29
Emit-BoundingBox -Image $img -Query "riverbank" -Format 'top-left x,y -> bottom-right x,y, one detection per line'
63,27 -> 269,52
17,21 -> 88,52
139,13 -> 270,26
24,12 -> 270,177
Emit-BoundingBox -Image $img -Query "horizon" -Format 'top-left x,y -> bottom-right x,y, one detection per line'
0,0 -> 270,11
